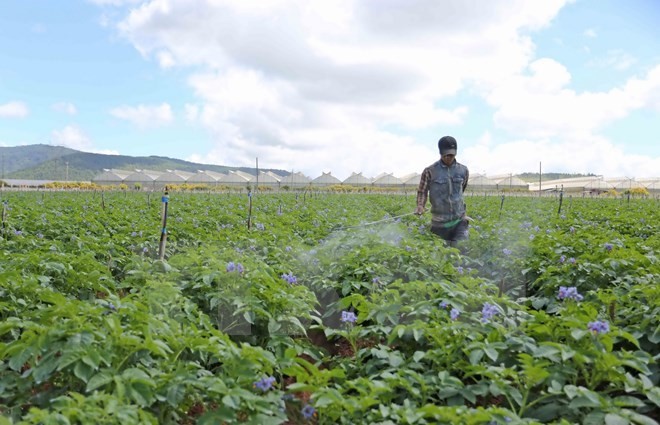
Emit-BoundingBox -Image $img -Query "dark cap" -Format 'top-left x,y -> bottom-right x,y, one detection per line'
438,136 -> 457,155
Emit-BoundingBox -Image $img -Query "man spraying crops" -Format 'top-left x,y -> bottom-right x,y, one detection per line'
415,135 -> 470,247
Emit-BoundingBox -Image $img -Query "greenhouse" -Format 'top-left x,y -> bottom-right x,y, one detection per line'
223,170 -> 254,187
606,177 -> 646,191
91,169 -> 132,186
489,174 -> 530,191
311,172 -> 341,186
154,170 -> 194,190
467,174 -> 498,191
400,173 -> 421,188
343,172 -> 372,186
186,170 -> 227,186
372,172 -> 402,187
254,171 -> 281,188
123,169 -> 163,190
638,177 -> 660,193
528,176 -> 609,193
279,172 -> 311,188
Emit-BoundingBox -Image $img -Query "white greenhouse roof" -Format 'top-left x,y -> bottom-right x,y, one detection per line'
223,170 -> 254,183
372,173 -> 402,185
92,169 -> 133,182
343,172 -> 372,185
124,169 -> 163,182
312,172 -> 341,185
155,170 -> 195,182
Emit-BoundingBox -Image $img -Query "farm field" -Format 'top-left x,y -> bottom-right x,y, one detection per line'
0,191 -> 658,425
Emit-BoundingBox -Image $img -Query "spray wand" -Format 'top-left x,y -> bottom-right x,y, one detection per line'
332,212 -> 418,231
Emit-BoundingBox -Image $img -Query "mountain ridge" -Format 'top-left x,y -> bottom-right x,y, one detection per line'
0,145 -> 289,181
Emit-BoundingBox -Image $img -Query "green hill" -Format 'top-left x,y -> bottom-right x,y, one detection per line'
517,172 -> 598,183
0,145 -> 78,177
1,145 -> 288,181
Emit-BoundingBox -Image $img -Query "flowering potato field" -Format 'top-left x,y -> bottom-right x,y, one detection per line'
0,191 -> 658,425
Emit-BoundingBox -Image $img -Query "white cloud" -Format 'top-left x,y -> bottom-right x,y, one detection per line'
87,0 -> 143,6
184,104 -> 199,122
50,125 -> 120,155
97,0 -> 659,178
52,102 -> 78,115
588,49 -> 637,71
109,103 -> 174,128
109,0 -> 575,178
486,61 -> 660,138
0,101 -> 29,118
584,28 -> 597,38
465,134 -> 660,178
50,125 -> 93,151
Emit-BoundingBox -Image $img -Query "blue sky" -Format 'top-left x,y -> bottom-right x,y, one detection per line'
1,0 -> 658,179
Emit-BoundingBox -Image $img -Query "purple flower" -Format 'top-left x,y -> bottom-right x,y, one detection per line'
457,266 -> 464,274
301,404 -> 316,419
439,301 -> 449,309
588,320 -> 610,334
281,272 -> 298,284
502,248 -> 512,256
568,257 -> 576,264
341,311 -> 357,323
13,230 -> 22,236
256,223 -> 265,231
254,376 -> 276,392
559,255 -> 566,263
529,234 -> 535,241
285,246 -> 292,252
557,286 -> 583,301
372,277 -> 381,284
569,226 -> 575,233
131,231 -> 138,237
450,308 -> 460,320
481,302 -> 499,323
226,262 -> 245,273
604,243 -> 613,252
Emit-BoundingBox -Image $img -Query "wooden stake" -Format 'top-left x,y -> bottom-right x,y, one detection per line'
158,189 -> 169,260
247,191 -> 252,230
1,200 -> 7,239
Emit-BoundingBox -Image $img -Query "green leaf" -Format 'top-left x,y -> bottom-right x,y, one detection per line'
198,407 -> 235,424
613,396 -> 645,408
571,329 -> 588,340
604,413 -> 630,425
484,347 -> 498,362
646,387 -> 660,407
413,351 -> 425,363
86,371 -> 114,392
73,361 -> 94,383
569,395 -> 601,409
469,349 -> 484,365
222,394 -> 238,409
564,385 -> 579,399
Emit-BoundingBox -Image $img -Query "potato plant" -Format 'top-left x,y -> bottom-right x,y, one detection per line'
0,191 -> 658,424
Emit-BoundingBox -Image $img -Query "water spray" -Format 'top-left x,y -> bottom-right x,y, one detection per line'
332,212 -> 418,231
